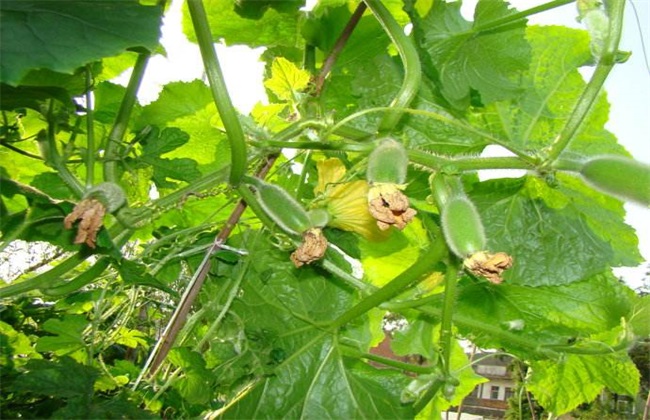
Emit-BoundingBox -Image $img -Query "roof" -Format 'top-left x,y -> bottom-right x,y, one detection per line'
469,352 -> 513,367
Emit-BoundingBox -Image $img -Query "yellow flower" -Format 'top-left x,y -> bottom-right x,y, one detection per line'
314,158 -> 386,241
314,158 -> 347,195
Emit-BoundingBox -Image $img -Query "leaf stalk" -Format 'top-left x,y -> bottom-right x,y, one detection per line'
364,0 -> 421,133
187,0 -> 248,186
541,0 -> 626,166
104,52 -> 150,184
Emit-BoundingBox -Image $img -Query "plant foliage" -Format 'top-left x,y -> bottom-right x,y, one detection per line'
1,0 -> 648,418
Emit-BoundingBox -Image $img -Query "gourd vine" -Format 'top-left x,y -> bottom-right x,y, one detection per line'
0,0 -> 648,418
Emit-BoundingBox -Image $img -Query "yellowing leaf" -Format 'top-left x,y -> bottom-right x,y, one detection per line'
264,57 -> 311,102
359,218 -> 430,287
115,327 -> 149,349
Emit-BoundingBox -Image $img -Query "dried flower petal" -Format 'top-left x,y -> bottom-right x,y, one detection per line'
290,228 -> 328,268
463,251 -> 513,284
63,198 -> 106,248
368,184 -> 417,231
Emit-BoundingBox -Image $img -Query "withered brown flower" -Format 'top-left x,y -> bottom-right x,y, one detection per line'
463,251 -> 514,284
290,228 -> 328,268
63,198 -> 106,248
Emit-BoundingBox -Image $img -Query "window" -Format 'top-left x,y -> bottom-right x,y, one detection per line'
505,387 -> 514,400
490,385 -> 500,400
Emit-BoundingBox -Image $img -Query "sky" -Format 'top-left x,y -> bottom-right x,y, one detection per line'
126,0 -> 649,288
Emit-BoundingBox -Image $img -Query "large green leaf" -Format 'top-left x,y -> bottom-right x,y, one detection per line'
134,80 -> 213,130
134,127 -> 201,189
408,0 -> 531,109
8,356 -> 98,398
528,344 -> 640,415
222,337 -> 414,419
182,0 -> 302,48
469,176 -> 640,286
35,315 -> 87,355
212,231 -> 413,418
472,25 -> 628,157
317,13 -> 487,154
454,272 -> 636,354
0,0 -> 162,85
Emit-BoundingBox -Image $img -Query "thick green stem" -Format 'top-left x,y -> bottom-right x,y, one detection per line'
439,260 -> 460,377
188,0 -> 247,186
84,66 -> 96,189
0,248 -> 92,298
412,377 -> 446,414
303,44 -> 316,74
0,168 -> 230,298
415,303 -> 557,359
327,106 -> 535,161
104,53 -> 150,184
328,243 -> 446,330
251,139 -> 372,153
41,102 -> 84,197
542,0 -> 625,165
364,0 -> 421,133
409,149 -> 533,173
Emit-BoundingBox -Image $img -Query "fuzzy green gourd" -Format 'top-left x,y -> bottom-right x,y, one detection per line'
579,155 -> 650,206
84,182 -> 126,213
441,196 -> 486,258
250,179 -> 312,235
366,138 -> 408,185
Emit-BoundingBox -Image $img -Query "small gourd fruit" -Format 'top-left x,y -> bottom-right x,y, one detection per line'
366,138 -> 408,185
84,182 -> 126,213
441,196 -> 486,258
366,138 -> 416,230
247,178 -> 312,236
579,155 -> 650,206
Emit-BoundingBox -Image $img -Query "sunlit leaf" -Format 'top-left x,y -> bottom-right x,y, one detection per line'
0,0 -> 162,85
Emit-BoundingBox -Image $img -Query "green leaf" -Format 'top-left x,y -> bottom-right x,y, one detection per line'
168,347 -> 213,405
36,315 -> 87,354
455,273 -> 636,354
264,57 -> 311,103
0,1 -> 162,85
533,175 -> 642,267
135,127 -> 201,188
409,0 -> 531,108
31,172 -> 76,200
359,218 -> 430,287
93,81 -> 140,125
234,0 -> 304,19
0,321 -> 37,370
0,176 -> 80,250
114,327 -> 148,349
391,316 -> 437,360
418,335 -> 488,416
471,176 -> 618,286
134,80 -> 213,130
222,337 -> 414,419
182,0 -> 302,48
528,348 -> 640,415
630,294 -> 650,338
211,231 -> 413,418
472,25 -> 628,157
116,259 -> 176,295
138,100 -> 230,173
9,356 -> 98,398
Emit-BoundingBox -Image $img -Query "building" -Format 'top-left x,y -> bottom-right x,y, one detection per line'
454,353 -> 516,419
